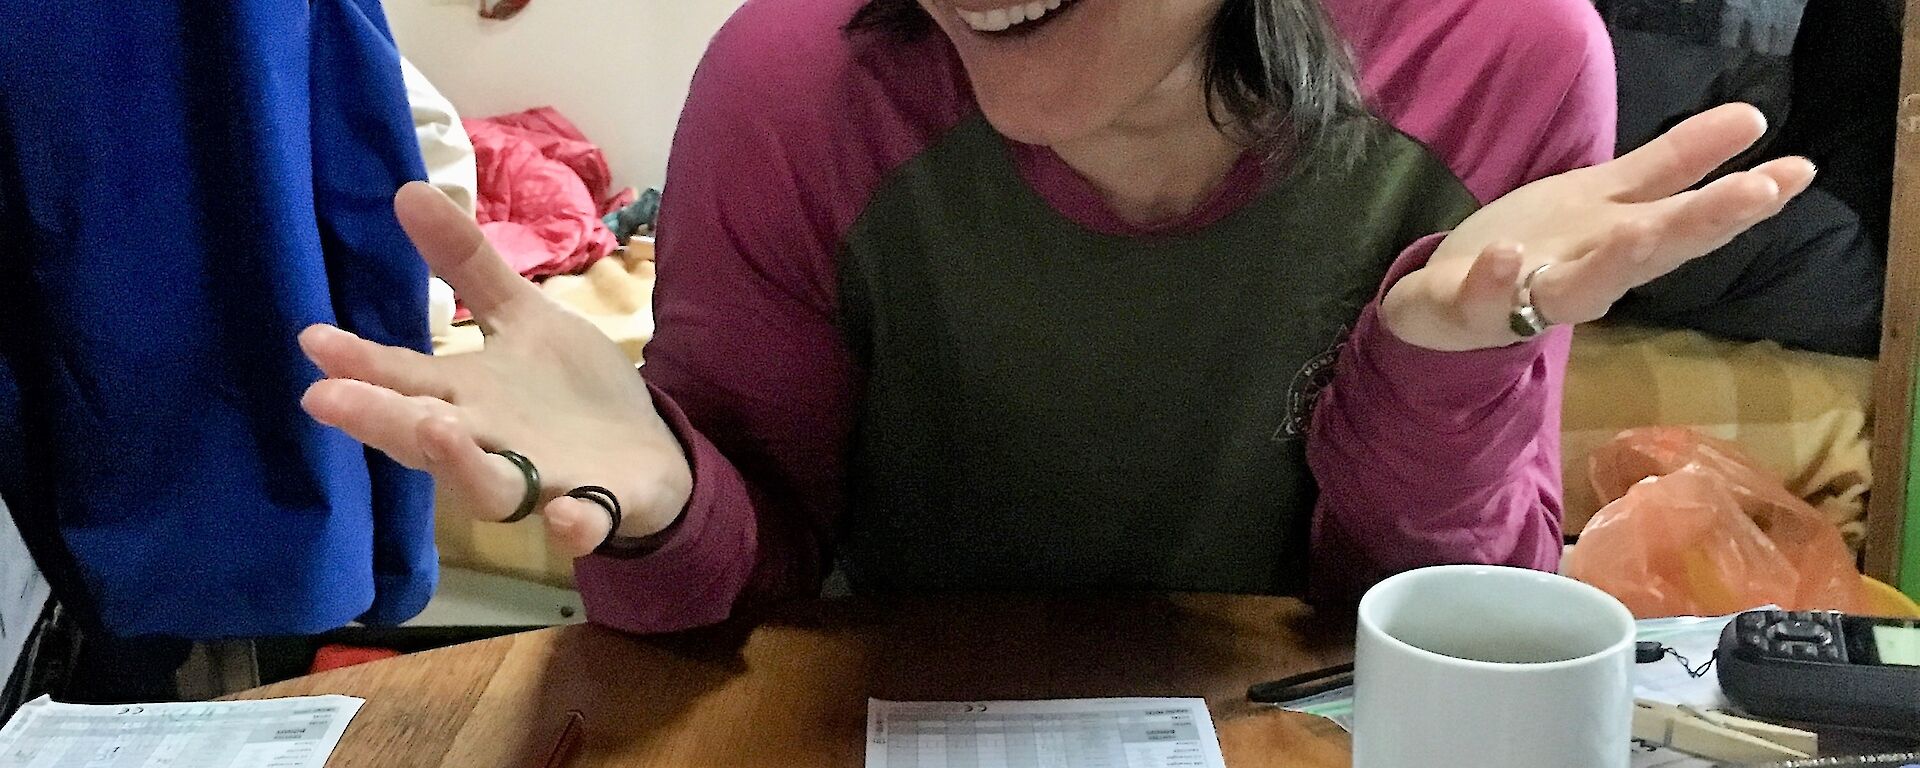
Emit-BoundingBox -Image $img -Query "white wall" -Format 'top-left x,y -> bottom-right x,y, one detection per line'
384,0 -> 747,194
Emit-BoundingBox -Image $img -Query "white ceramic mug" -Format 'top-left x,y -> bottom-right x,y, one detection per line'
1352,565 -> 1636,768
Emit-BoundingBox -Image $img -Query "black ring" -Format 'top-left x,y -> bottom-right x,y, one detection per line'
564,486 -> 623,549
488,449 -> 541,523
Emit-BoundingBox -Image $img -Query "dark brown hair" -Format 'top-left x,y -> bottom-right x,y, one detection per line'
848,0 -> 1370,165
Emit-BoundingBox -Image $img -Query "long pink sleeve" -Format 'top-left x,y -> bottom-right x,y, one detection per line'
572,0 -> 968,634
1309,0 -> 1617,600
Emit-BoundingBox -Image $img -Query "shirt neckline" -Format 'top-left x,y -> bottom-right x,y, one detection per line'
1004,136 -> 1274,238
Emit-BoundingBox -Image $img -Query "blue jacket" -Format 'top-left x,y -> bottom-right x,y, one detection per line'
0,0 -> 435,638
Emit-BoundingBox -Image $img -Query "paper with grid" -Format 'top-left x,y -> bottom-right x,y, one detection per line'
0,695 -> 362,768
866,697 -> 1227,768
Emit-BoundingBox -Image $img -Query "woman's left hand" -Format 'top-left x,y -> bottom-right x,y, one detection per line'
1382,103 -> 1817,352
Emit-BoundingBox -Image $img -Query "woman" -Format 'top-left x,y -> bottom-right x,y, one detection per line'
299,0 -> 1812,633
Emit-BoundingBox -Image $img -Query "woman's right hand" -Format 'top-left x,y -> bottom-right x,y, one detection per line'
299,181 -> 692,557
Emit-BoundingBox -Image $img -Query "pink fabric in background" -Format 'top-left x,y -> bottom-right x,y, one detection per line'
466,107 -> 633,280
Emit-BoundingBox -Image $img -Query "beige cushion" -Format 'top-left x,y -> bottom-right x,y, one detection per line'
1561,325 -> 1874,550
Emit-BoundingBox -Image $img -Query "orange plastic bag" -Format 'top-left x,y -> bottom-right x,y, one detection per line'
1565,427 -> 1866,618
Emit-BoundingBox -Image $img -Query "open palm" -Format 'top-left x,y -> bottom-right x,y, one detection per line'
299,183 -> 690,557
1385,104 -> 1817,351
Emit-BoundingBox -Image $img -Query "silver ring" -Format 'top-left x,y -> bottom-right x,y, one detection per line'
1508,263 -> 1556,338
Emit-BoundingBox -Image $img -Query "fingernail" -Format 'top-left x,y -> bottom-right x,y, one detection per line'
298,386 -> 327,415
299,324 -> 348,350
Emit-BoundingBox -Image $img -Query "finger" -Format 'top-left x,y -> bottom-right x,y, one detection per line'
1543,163 -> 1805,325
299,324 -> 450,399
301,378 -> 451,469
1603,103 -> 1768,202
305,379 -> 536,525
1746,155 -> 1817,201
1532,219 -> 1661,325
417,415 -> 530,524
1456,241 -> 1526,313
1647,167 -> 1789,254
542,497 -> 614,558
393,181 -> 540,328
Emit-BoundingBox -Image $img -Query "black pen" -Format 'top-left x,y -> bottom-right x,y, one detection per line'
1246,662 -> 1355,704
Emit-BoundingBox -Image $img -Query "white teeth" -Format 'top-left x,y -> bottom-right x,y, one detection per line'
957,0 -> 1067,32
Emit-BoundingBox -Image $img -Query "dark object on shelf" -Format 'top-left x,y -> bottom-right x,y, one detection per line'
1596,0 -> 1894,358
605,188 -> 663,244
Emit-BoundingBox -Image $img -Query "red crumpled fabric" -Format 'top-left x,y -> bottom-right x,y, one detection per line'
465,107 -> 635,281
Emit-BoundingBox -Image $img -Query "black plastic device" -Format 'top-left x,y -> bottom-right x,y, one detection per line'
1717,609 -> 1920,736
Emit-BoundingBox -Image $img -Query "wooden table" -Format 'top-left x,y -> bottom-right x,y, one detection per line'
229,594 -> 1356,767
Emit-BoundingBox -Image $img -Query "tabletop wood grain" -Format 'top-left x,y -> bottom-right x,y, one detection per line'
227,594 -> 1356,767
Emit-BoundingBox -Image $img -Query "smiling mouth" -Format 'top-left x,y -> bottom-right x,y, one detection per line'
954,0 -> 1081,37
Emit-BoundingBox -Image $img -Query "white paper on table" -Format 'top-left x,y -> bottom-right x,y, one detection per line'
0,694 -> 364,768
1631,612 -> 1752,709
868,697 -> 1227,768
0,497 -> 50,695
